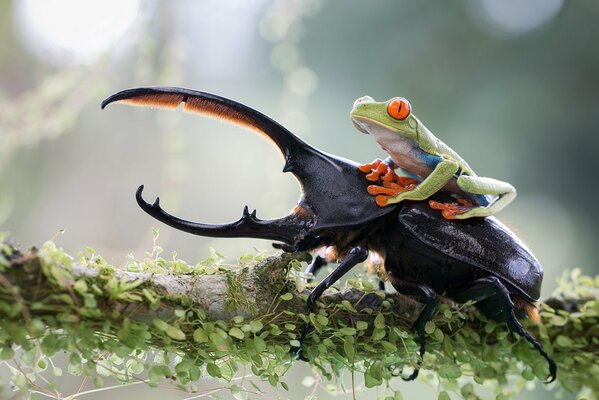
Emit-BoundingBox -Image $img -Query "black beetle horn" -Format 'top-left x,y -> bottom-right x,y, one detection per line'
102,87 -> 394,244
135,185 -> 309,245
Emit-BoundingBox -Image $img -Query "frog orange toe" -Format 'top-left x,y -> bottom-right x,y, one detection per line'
457,198 -> 474,207
375,195 -> 389,206
368,185 -> 401,196
365,162 -> 389,181
397,177 -> 421,187
358,159 -> 383,173
381,167 -> 399,182
429,199 -> 473,220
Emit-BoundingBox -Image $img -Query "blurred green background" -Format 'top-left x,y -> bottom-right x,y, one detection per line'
1,0 -> 598,399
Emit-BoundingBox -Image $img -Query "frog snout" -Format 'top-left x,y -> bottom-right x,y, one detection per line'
351,117 -> 370,135
350,96 -> 375,134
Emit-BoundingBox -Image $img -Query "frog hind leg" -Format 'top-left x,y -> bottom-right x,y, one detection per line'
453,175 -> 516,219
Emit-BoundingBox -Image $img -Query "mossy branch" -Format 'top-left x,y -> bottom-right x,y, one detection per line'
0,238 -> 597,399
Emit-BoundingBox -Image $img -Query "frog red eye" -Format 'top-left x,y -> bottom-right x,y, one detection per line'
387,97 -> 411,120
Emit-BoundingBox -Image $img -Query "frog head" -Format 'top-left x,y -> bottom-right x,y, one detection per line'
350,96 -> 420,142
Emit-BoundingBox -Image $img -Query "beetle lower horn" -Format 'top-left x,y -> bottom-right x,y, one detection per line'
136,185 -> 310,245
102,86 -> 394,233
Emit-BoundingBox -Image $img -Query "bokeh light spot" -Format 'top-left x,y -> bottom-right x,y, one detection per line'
472,0 -> 563,38
14,0 -> 140,65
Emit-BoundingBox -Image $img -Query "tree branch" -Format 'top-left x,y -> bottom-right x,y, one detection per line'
0,239 -> 597,398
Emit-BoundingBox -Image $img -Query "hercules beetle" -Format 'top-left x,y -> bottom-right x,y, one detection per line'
101,87 -> 556,383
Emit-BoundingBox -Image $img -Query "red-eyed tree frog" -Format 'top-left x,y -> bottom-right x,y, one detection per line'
350,96 -> 516,220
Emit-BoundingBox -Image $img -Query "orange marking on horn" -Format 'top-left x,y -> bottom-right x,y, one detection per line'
117,94 -> 184,109
181,97 -> 283,156
291,204 -> 312,219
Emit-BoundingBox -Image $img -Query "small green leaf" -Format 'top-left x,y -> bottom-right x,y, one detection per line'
254,336 -> 266,353
0,347 -> 14,360
339,327 -> 356,336
364,372 -> 382,388
555,335 -> 573,347
437,391 -> 450,400
280,293 -> 293,301
316,314 -> 329,326
371,328 -> 386,340
153,319 -> 168,332
424,321 -> 435,334
344,340 -> 355,359
166,325 -> 186,341
193,328 -> 208,343
356,321 -> 368,331
229,327 -> 245,340
438,364 -> 461,380
207,363 -> 222,378
250,320 -> 263,333
374,313 -> 385,329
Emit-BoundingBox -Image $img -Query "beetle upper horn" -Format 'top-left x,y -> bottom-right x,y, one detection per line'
102,86 -> 394,244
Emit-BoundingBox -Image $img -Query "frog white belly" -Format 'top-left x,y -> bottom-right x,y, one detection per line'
370,127 -> 462,194
370,127 -> 432,178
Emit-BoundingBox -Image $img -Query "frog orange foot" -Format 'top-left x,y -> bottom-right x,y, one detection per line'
359,159 -> 397,182
367,181 -> 416,206
429,199 -> 475,220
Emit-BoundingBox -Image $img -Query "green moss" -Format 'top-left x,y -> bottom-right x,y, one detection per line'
0,237 -> 598,399
223,267 -> 255,314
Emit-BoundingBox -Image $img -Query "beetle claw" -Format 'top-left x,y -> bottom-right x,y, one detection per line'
401,369 -> 419,381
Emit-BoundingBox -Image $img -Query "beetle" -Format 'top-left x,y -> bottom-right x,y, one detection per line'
101,87 -> 556,383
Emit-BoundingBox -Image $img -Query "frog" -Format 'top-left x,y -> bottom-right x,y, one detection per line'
350,96 -> 516,219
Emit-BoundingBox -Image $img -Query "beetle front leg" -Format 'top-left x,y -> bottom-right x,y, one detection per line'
387,277 -> 438,381
294,245 -> 368,359
447,276 -> 556,383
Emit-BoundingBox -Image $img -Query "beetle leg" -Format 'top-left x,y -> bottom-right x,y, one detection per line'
447,276 -> 557,383
305,255 -> 328,282
387,277 -> 438,381
294,245 -> 369,360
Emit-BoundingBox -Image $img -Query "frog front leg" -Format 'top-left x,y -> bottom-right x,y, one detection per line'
372,159 -> 459,206
451,175 -> 516,219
